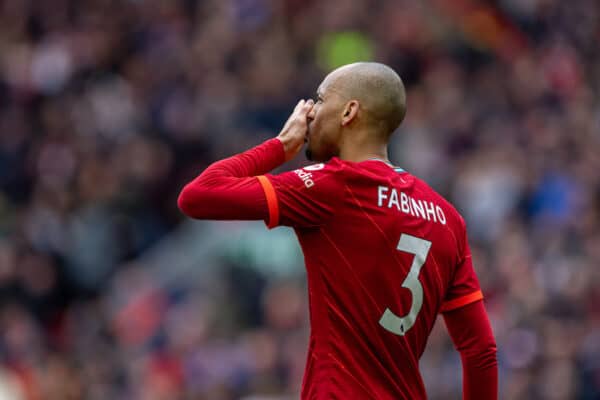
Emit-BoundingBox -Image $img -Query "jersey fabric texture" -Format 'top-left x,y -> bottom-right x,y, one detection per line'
258,157 -> 482,399
177,138 -> 497,400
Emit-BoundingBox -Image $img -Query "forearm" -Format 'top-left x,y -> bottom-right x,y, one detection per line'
443,300 -> 498,400
178,138 -> 285,220
189,138 -> 285,182
459,340 -> 498,399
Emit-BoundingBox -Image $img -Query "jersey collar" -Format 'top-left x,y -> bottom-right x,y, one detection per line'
366,157 -> 405,172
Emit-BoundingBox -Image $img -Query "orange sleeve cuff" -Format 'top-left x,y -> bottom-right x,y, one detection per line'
257,175 -> 279,228
441,290 -> 484,313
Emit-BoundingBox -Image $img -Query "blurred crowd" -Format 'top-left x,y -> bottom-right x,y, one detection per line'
0,0 -> 599,399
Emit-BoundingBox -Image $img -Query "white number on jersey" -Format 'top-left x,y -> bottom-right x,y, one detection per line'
379,234 -> 432,336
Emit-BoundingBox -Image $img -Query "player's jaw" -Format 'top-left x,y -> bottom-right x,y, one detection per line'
305,110 -> 321,161
305,86 -> 342,162
305,123 -> 317,161
305,123 -> 339,162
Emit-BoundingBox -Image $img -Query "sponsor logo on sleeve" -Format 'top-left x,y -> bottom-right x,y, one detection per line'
294,169 -> 314,188
293,164 -> 325,188
303,163 -> 325,171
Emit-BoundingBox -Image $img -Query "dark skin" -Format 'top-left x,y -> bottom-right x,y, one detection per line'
277,62 -> 406,164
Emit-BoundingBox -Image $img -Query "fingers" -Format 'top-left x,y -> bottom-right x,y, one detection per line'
282,99 -> 313,134
277,99 -> 314,161
282,99 -> 313,132
300,99 -> 314,115
293,99 -> 305,113
294,99 -> 314,116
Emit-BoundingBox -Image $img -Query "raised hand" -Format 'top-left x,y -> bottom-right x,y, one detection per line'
276,99 -> 314,161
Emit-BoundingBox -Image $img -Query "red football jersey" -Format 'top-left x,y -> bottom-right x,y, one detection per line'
257,158 -> 483,400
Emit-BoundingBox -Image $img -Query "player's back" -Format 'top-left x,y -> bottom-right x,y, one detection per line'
294,158 -> 480,399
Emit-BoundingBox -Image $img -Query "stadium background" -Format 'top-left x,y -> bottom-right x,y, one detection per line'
0,0 -> 598,399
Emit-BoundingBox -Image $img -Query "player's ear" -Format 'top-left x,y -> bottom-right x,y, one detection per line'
341,100 -> 359,126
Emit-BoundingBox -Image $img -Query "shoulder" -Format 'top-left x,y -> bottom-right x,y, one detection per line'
262,159 -> 346,228
269,159 -> 346,191
412,175 -> 466,228
297,159 -> 345,180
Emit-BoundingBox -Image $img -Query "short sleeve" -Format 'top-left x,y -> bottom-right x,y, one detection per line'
440,221 -> 484,313
256,162 -> 344,228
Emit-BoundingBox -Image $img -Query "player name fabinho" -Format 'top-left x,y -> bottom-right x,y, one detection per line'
377,186 -> 447,225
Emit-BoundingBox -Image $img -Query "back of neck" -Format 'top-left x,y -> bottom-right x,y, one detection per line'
338,143 -> 390,163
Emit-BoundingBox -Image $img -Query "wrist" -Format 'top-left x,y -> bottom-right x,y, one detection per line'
275,136 -> 291,152
270,137 -> 287,163
275,137 -> 295,161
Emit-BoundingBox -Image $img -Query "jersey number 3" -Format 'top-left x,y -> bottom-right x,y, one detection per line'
379,234 -> 432,336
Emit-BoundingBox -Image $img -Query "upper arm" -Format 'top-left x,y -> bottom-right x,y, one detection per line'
440,219 -> 483,313
442,300 -> 495,352
258,163 -> 345,228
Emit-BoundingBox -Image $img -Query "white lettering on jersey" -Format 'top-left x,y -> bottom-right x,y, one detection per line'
377,186 -> 447,225
303,163 -> 325,171
378,186 -> 388,206
294,169 -> 315,188
293,164 -> 325,188
389,189 -> 400,210
436,205 -> 446,224
424,201 -> 437,223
